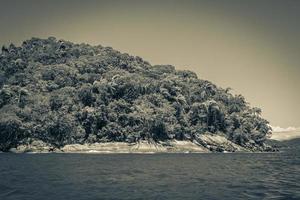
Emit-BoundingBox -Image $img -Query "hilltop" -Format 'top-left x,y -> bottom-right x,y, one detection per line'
0,37 -> 273,153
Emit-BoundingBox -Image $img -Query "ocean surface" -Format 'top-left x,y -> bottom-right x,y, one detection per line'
0,141 -> 299,200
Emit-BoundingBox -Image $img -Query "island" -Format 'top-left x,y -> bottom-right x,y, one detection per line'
0,37 -> 275,153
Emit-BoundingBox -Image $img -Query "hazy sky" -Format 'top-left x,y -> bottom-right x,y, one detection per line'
0,0 -> 299,127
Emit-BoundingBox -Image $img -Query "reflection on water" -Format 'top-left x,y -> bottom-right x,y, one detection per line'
0,148 -> 299,200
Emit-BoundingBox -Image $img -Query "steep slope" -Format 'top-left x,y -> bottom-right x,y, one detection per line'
0,37 -> 272,152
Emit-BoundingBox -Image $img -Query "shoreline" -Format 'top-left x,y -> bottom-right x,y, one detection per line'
9,140 -> 210,154
5,134 -> 275,154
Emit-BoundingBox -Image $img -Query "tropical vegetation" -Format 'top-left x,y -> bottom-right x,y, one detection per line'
0,37 -> 272,151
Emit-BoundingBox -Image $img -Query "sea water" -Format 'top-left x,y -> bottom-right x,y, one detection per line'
0,144 -> 299,200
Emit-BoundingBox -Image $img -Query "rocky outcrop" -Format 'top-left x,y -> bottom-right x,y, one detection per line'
9,140 -> 60,153
8,134 -> 277,153
196,134 -> 276,152
57,140 -> 208,153
194,134 -> 248,152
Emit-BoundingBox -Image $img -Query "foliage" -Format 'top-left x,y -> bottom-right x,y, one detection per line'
0,37 -> 272,151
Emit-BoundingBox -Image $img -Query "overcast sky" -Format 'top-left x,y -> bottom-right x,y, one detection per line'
0,0 -> 299,127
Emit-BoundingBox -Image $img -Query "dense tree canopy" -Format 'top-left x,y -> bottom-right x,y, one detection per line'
0,37 -> 272,151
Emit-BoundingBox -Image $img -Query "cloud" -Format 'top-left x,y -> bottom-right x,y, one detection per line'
270,126 -> 300,141
270,126 -> 297,133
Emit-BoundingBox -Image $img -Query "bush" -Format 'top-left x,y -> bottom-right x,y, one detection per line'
0,88 -> 13,108
0,117 -> 23,151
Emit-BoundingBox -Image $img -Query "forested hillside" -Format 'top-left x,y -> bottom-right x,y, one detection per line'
0,37 -> 272,151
